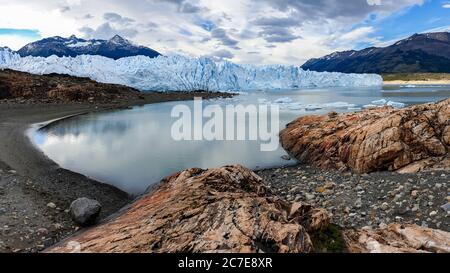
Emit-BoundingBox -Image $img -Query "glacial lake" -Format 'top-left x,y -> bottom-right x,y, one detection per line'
30,85 -> 450,194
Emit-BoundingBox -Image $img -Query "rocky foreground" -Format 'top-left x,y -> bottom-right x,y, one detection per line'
280,98 -> 449,174
257,166 -> 449,231
47,165 -> 449,253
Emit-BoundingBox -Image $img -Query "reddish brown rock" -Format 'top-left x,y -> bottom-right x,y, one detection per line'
280,99 -> 450,173
344,224 -> 450,253
46,165 -> 330,253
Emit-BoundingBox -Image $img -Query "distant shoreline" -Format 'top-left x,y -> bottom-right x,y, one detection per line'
382,73 -> 450,85
384,80 -> 450,85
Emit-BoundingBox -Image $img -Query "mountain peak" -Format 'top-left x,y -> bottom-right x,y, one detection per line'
302,31 -> 450,73
16,35 -> 161,60
109,35 -> 129,45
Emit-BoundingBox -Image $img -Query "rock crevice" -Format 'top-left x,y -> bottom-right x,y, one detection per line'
47,165 -> 329,253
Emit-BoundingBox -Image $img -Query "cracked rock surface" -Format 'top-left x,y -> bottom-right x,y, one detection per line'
280,98 -> 450,174
47,165 -> 329,253
344,223 -> 450,253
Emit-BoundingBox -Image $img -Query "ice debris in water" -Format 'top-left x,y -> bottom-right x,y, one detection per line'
367,99 -> 405,109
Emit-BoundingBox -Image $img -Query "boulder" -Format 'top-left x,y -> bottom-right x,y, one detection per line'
344,224 -> 450,253
47,165 -> 330,253
69,197 -> 102,227
280,99 -> 450,173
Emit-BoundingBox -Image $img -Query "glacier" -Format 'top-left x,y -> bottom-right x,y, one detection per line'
0,48 -> 382,92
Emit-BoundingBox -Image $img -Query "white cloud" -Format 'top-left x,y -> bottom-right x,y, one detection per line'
0,34 -> 37,50
0,0 -> 429,65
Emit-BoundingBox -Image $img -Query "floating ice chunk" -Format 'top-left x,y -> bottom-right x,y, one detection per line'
258,98 -> 269,104
285,103 -> 303,110
371,99 -> 388,106
387,101 -> 405,108
363,104 -> 378,109
367,99 -> 405,109
323,101 -> 356,108
305,104 -> 323,111
274,97 -> 293,104
348,107 -> 362,111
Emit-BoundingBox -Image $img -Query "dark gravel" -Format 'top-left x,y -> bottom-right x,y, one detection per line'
0,91 -> 233,253
257,164 -> 450,231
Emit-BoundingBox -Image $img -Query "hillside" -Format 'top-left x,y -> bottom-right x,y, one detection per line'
17,35 -> 161,60
302,32 -> 450,74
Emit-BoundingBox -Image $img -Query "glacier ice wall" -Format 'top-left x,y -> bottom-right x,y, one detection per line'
0,48 -> 382,92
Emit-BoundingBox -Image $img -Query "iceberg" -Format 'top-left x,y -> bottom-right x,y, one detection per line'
0,48 -> 383,92
274,97 -> 294,104
371,99 -> 388,106
386,101 -> 406,108
364,100 -> 406,109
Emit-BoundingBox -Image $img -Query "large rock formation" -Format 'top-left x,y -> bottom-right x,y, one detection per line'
46,165 -> 450,253
280,99 -> 450,173
345,224 -> 450,253
47,165 -> 330,253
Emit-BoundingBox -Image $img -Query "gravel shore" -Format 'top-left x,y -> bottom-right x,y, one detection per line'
257,164 -> 449,231
0,91 -> 232,253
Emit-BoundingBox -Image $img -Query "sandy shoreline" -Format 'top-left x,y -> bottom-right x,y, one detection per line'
384,80 -> 450,85
0,92 -> 232,252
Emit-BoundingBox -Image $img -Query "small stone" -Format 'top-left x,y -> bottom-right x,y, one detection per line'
305,193 -> 315,201
315,187 -> 326,193
69,197 -> 102,226
429,211 -> 438,217
411,190 -> 419,197
324,182 -> 335,189
37,228 -> 49,235
47,202 -> 57,209
440,203 -> 450,212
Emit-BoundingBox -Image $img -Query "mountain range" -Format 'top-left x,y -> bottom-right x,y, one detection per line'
301,32 -> 450,74
17,35 -> 161,60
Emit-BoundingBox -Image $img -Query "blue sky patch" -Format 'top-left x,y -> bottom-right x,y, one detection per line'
0,28 -> 41,39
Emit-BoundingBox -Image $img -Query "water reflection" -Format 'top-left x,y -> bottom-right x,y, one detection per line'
31,86 -> 450,194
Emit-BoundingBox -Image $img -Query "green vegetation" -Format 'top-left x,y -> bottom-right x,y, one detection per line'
310,224 -> 348,253
382,73 -> 450,81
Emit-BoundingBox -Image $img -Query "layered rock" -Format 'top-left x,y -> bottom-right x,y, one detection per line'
47,165 -> 330,253
345,224 -> 450,253
280,99 -> 450,173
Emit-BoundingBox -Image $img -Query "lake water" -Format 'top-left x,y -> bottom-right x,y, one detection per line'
30,85 -> 450,194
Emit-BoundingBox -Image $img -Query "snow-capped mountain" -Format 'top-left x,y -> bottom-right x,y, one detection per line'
302,32 -> 450,73
17,35 -> 161,60
0,48 -> 382,92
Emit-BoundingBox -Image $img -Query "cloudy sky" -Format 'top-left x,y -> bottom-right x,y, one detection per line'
0,0 -> 449,65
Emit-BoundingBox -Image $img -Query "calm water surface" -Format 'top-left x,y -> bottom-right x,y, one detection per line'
30,85 -> 450,194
